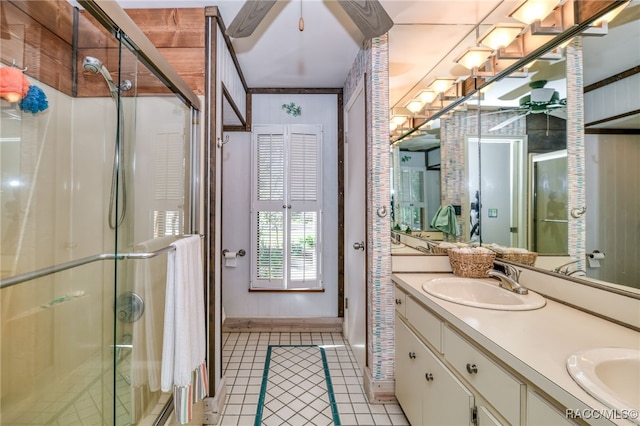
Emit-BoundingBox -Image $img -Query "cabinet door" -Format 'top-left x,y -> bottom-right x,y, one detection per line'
444,326 -> 524,425
421,341 -> 474,425
396,319 -> 426,426
527,390 -> 577,425
477,406 -> 502,426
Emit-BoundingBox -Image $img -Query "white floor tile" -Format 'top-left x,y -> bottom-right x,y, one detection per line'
218,332 -> 408,426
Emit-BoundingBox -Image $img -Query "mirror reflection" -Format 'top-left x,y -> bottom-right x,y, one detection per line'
391,2 -> 640,292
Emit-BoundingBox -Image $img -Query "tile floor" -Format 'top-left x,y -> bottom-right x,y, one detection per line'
218,332 -> 410,426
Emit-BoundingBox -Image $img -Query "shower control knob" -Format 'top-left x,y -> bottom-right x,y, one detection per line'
115,291 -> 144,323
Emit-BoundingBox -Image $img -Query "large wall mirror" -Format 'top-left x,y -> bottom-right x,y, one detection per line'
391,1 -> 640,293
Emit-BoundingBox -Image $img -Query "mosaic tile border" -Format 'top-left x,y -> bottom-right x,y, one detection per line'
566,38 -> 586,268
255,345 -> 340,426
343,35 -> 395,384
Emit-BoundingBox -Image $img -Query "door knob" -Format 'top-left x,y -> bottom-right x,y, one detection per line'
353,241 -> 365,251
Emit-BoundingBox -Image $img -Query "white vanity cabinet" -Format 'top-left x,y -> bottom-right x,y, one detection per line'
396,319 -> 474,425
394,286 -> 526,425
443,325 -> 525,425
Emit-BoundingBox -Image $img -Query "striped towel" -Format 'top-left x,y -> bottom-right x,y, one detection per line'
161,236 -> 208,424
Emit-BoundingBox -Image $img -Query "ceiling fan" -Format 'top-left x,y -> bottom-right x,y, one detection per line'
226,0 -> 394,39
490,80 -> 567,131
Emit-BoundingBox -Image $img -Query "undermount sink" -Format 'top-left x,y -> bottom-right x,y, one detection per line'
567,347 -> 640,416
421,277 -> 546,310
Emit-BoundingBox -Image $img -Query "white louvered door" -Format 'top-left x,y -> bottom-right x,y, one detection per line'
251,125 -> 322,289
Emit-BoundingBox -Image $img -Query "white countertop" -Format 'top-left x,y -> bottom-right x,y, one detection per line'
390,244 -> 424,254
392,272 -> 640,426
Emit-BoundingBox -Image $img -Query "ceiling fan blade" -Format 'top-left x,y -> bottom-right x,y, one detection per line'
489,113 -> 528,131
226,0 -> 277,38
547,108 -> 567,120
337,0 -> 394,39
531,60 -> 566,82
498,83 -> 534,101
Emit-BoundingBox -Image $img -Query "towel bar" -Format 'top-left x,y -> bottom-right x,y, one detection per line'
0,234 -> 204,290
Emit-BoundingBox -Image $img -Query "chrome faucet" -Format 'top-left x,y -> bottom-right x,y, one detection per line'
553,259 -> 579,274
486,262 -> 528,295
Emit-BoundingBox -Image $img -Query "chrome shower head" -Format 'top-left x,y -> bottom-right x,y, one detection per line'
82,56 -> 118,100
82,56 -> 103,74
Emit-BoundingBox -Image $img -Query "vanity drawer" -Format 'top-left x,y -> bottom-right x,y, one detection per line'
443,325 -> 524,425
395,286 -> 407,317
406,297 -> 442,352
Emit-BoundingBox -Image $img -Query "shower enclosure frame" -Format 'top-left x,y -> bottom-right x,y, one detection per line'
78,2 -> 206,423
1,0 -> 205,424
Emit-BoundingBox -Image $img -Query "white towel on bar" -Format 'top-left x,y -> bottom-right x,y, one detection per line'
131,236 -> 175,391
160,235 -> 207,423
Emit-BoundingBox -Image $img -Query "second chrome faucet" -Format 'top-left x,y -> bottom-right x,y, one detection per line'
486,262 -> 529,295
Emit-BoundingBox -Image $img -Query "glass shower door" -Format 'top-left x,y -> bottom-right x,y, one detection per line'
1,3 -> 198,424
532,150 -> 569,254
112,41 -> 194,425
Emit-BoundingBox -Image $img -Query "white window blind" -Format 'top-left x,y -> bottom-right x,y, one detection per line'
251,125 -> 322,290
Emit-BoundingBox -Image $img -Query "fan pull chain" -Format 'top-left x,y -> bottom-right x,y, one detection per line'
299,0 -> 304,31
546,112 -> 550,136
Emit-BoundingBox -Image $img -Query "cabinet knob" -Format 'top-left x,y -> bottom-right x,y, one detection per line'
425,373 -> 434,381
466,363 -> 478,374
408,352 -> 416,359
395,299 -> 402,305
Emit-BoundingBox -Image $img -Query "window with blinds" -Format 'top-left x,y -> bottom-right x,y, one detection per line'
251,125 -> 322,290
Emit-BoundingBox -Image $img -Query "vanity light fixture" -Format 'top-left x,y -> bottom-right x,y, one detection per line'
391,114 -> 409,126
429,78 -> 456,94
455,47 -> 494,70
418,90 -> 436,104
478,24 -> 525,50
405,99 -> 424,114
509,0 -> 561,25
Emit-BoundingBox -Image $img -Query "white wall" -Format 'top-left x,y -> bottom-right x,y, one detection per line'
221,93 -> 338,317
585,133 -> 640,288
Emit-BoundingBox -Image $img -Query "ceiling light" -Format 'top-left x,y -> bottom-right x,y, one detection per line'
391,115 -> 408,126
509,0 -> 561,25
455,47 -> 493,70
429,78 -> 456,94
405,99 -> 423,114
478,24 -> 525,50
418,90 -> 436,104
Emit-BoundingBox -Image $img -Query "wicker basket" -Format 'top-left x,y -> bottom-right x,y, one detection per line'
496,251 -> 538,266
428,242 -> 452,254
448,249 -> 496,278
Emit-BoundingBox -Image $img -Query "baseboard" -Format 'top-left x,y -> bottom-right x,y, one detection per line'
202,376 -> 227,425
363,366 -> 397,403
223,317 -> 343,332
